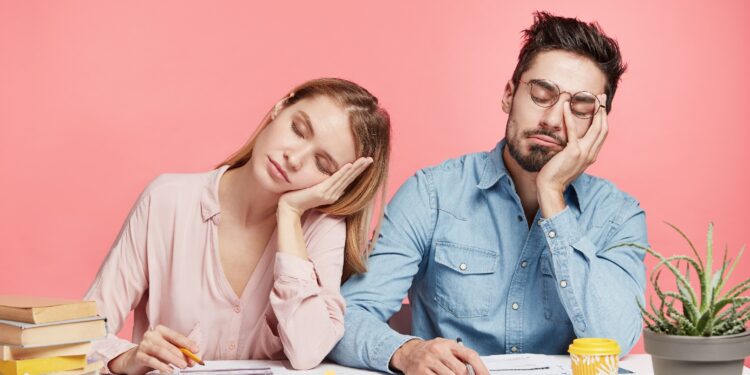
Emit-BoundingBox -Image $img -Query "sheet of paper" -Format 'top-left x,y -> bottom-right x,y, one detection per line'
146,360 -> 275,375
481,354 -> 572,375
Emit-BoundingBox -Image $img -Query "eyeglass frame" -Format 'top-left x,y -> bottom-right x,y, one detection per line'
519,78 -> 606,119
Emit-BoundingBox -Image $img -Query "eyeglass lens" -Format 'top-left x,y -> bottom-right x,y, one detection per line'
529,80 -> 599,119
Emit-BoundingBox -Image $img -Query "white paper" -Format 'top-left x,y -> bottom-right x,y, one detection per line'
146,360 -> 274,375
481,354 -> 572,375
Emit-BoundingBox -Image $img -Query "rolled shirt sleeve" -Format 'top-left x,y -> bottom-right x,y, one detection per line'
539,200 -> 647,355
270,215 -> 347,370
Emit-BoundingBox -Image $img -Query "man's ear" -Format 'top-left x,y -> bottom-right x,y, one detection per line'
501,80 -> 515,114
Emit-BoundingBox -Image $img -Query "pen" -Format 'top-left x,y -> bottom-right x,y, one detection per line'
179,347 -> 205,366
455,338 -> 476,375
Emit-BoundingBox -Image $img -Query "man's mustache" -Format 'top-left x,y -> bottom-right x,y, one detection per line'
524,129 -> 566,147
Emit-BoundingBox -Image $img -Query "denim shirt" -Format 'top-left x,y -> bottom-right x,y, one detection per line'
329,140 -> 648,373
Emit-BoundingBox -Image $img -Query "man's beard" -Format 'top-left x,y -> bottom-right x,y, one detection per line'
507,128 -> 566,172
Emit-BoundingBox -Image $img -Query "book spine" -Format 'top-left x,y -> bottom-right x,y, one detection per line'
0,307 -> 34,324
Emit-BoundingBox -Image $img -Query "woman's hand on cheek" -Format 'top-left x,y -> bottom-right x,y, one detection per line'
278,157 -> 374,217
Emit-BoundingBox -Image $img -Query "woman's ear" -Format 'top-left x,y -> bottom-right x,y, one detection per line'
501,80 -> 515,114
271,92 -> 296,120
271,101 -> 283,120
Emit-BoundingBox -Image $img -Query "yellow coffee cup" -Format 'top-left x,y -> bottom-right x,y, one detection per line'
568,338 -> 621,375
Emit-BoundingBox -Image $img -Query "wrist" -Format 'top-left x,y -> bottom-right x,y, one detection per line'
390,339 -> 421,371
108,348 -> 136,375
277,200 -> 305,218
537,185 -> 566,219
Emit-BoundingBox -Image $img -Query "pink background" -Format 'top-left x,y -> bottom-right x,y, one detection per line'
1,0 -> 749,358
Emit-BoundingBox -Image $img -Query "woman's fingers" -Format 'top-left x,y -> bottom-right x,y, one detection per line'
136,349 -> 173,374
158,325 -> 198,353
145,339 -> 187,370
330,157 -> 372,195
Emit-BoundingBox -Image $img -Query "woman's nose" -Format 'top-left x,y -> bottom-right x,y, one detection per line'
283,144 -> 313,172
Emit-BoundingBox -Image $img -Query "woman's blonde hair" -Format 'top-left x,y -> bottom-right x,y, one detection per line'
220,78 -> 390,282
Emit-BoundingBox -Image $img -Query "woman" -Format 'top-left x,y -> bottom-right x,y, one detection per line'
84,78 -> 390,374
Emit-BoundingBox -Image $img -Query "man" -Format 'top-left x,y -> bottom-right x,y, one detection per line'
329,12 -> 647,374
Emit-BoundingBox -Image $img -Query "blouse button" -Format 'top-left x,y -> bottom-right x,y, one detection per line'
233,305 -> 241,313
459,263 -> 467,271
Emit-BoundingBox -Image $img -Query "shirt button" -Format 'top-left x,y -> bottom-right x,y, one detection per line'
233,305 -> 241,313
459,263 -> 467,271
548,231 -> 556,238
520,260 -> 528,268
537,219 -> 544,226
511,302 -> 519,310
228,342 -> 236,351
560,280 -> 568,288
517,215 -> 523,222
511,346 -> 519,353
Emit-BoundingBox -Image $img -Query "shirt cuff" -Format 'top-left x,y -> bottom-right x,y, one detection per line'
93,338 -> 137,374
274,252 -> 318,284
373,332 -> 421,374
538,206 -> 585,255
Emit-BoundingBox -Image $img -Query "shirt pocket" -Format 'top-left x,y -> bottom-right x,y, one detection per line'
540,252 -> 571,323
433,241 -> 499,318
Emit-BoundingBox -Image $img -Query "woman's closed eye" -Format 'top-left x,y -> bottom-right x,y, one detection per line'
291,121 -> 304,137
316,156 -> 334,176
291,119 -> 335,175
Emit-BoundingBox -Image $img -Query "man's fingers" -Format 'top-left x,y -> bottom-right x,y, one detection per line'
580,97 -> 605,150
453,345 -> 489,375
562,101 -> 579,147
440,354 -> 470,375
429,361 -> 458,375
591,95 -> 609,157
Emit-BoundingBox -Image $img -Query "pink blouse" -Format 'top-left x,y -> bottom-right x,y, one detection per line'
84,166 -> 346,372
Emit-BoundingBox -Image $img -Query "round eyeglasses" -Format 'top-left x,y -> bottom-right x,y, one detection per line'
521,79 -> 604,119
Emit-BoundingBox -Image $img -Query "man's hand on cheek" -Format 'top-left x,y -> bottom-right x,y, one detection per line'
537,94 -> 608,218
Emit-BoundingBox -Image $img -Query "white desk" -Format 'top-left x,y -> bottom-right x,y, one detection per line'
233,355 -> 750,374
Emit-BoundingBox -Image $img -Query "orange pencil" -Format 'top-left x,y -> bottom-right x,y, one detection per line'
179,347 -> 205,366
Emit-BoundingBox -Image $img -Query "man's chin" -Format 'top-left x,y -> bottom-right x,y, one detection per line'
516,151 -> 554,172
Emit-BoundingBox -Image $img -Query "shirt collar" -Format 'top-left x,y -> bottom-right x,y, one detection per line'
476,139 -> 587,206
476,140 -> 510,190
200,165 -> 231,222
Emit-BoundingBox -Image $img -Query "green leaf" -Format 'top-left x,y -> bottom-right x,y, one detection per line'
695,305 -> 715,335
649,254 -> 702,307
712,245 -> 729,299
652,271 -> 700,329
724,278 -> 750,300
665,221 -> 704,268
712,296 -> 750,315
702,222 -> 714,313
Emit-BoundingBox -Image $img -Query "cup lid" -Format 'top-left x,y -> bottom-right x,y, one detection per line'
568,338 -> 621,355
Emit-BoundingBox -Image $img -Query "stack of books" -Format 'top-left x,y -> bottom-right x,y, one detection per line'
0,296 -> 107,375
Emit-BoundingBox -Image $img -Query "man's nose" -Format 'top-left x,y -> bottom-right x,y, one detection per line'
539,99 -> 567,132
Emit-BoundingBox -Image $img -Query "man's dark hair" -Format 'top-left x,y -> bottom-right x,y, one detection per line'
511,11 -> 626,112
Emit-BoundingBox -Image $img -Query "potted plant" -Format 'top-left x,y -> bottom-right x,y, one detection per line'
614,223 -> 750,375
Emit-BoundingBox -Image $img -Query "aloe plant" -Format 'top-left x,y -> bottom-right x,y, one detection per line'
612,222 -> 750,336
